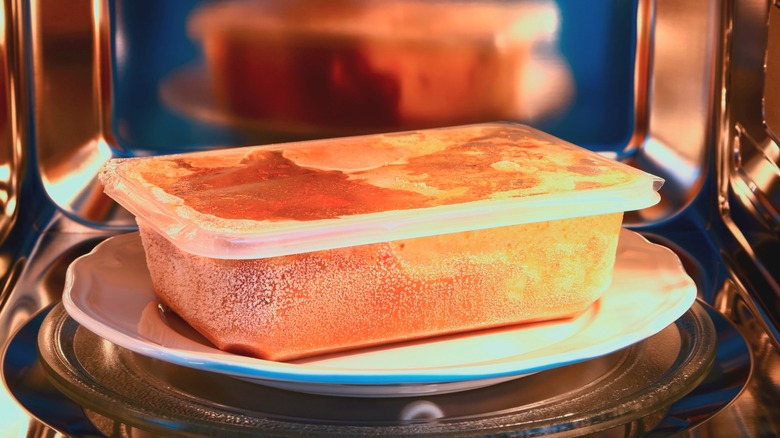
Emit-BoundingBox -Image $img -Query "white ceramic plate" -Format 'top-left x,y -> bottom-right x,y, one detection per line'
62,229 -> 697,397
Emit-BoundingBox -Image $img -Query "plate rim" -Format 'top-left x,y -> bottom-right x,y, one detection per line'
61,229 -> 697,387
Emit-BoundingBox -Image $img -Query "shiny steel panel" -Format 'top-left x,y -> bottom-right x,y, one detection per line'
0,0 -> 22,247
629,0 -> 718,224
29,0 -> 126,229
0,0 -> 25,283
717,0 -> 780,346
1,0 -> 780,436
767,3 -> 780,143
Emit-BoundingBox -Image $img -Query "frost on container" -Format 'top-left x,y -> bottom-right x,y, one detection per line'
98,123 -> 663,361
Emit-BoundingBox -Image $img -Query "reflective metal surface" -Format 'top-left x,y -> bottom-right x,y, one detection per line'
765,3 -> 780,143
0,0 -> 24,247
2,306 -> 104,437
719,0 -> 780,348
2,0 -> 780,436
30,0 -> 125,229
628,0 -> 718,224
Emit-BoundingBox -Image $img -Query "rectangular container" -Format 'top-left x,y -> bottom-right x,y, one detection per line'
186,0 -> 555,133
99,122 -> 663,361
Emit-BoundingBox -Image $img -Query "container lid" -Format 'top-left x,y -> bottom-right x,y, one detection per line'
99,123 -> 664,259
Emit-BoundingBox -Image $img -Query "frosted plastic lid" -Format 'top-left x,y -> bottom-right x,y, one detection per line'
99,123 -> 663,259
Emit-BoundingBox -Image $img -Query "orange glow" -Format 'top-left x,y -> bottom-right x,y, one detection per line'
43,138 -> 113,205
0,3 -> 6,46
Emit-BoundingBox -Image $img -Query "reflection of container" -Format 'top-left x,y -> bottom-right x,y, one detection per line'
187,1 -> 560,133
99,123 -> 663,361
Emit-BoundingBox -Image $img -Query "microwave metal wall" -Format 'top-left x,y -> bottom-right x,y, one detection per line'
1,0 -> 778,436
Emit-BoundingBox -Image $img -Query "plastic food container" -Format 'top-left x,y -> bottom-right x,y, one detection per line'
99,123 -> 663,361
187,0 -> 558,133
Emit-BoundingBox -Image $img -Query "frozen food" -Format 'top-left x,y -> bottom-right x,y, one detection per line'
98,123 -> 663,361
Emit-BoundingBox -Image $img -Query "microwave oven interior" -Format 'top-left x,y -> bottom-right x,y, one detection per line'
1,0 -> 778,436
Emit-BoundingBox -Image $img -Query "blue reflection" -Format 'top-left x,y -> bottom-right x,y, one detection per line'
109,0 -> 638,155
110,0 -> 242,155
538,0 -> 638,151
